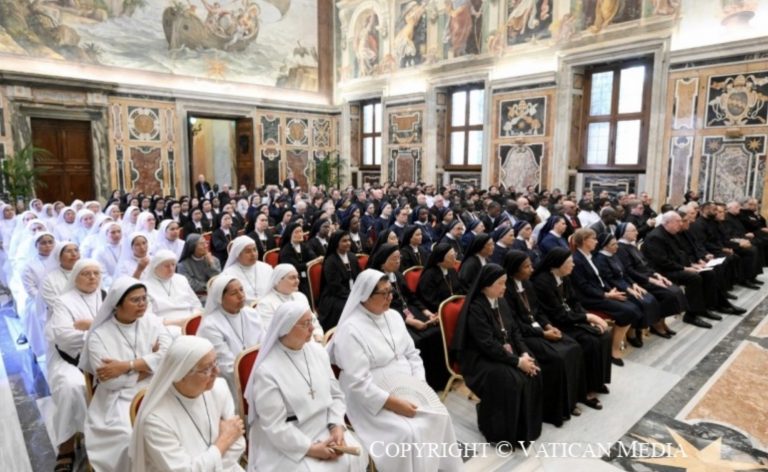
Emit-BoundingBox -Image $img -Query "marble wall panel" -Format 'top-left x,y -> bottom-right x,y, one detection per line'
673,78 -> 698,131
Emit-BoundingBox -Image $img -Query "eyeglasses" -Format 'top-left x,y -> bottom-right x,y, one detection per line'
78,270 -> 101,278
296,319 -> 314,328
127,295 -> 148,304
371,290 -> 394,298
190,360 -> 218,376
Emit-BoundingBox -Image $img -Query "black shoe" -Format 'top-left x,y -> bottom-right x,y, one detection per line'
16,334 -> 27,345
726,292 -> 738,300
701,311 -> 723,320
751,278 -> 764,285
666,327 -> 677,336
611,356 -> 624,366
683,316 -> 712,328
582,397 -> 603,410
626,335 -> 643,348
650,327 -> 672,339
718,305 -> 747,315
597,384 -> 610,394
739,281 -> 761,290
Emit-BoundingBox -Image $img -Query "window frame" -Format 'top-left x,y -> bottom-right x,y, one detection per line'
446,84 -> 485,170
360,100 -> 382,169
580,58 -> 652,171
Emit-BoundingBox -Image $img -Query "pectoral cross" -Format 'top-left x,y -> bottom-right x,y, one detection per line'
309,388 -> 316,399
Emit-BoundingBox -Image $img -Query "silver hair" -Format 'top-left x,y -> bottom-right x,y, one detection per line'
659,211 -> 681,226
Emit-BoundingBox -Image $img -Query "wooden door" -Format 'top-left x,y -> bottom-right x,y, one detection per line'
236,118 -> 255,190
31,118 -> 94,202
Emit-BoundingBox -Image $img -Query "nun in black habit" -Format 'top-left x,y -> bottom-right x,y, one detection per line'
451,263 -> 543,444
307,218 -> 331,257
440,219 -> 465,261
458,234 -> 494,291
317,230 -> 361,330
368,244 -> 448,390
503,250 -> 587,425
277,221 -> 317,300
531,247 -> 614,398
490,225 -> 515,265
510,220 -> 541,268
417,243 -> 465,313
399,225 -> 430,271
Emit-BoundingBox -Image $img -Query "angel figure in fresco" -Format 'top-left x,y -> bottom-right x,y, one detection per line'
588,0 -> 620,33
355,11 -> 380,77
443,0 -> 484,57
650,0 -> 680,16
506,0 -> 549,40
394,1 -> 428,67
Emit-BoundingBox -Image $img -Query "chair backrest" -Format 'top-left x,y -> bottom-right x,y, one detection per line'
568,234 -> 576,252
274,235 -> 282,248
84,371 -> 97,406
129,388 -> 147,427
438,295 -> 465,376
453,260 -> 461,272
307,256 -> 324,312
356,253 -> 369,271
323,328 -> 342,379
183,313 -> 203,336
234,344 -> 260,419
227,239 -> 234,253
237,228 -> 245,237
403,266 -> 423,294
263,248 -> 280,268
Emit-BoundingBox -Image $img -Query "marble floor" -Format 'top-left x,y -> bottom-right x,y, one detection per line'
2,274 -> 768,471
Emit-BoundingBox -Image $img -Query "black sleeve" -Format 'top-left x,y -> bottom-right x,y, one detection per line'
503,288 -> 544,338
466,301 -> 519,366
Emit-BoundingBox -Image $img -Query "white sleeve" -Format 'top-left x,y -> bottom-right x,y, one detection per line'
335,327 -> 389,416
143,414 -> 225,472
198,319 -> 236,375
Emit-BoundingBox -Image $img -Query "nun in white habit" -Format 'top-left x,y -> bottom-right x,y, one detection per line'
245,301 -> 368,471
327,270 -> 462,472
79,276 -> 172,472
135,211 -> 159,253
144,250 -> 203,337
73,209 -> 96,245
255,264 -> 323,342
80,216 -> 113,259
122,206 -> 141,236
22,231 -> 58,357
114,232 -> 151,280
93,222 -> 123,290
0,202 -> 16,285
45,259 -> 103,468
53,206 -> 78,242
153,219 -> 185,259
220,236 -> 273,305
40,241 -> 80,324
197,275 -> 264,383
130,336 -> 246,472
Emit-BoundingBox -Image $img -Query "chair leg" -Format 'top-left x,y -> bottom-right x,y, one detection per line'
440,374 -> 459,402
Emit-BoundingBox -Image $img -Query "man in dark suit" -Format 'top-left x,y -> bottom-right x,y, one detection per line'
642,211 -> 723,328
589,207 -> 618,238
283,169 -> 299,194
195,174 -> 212,200
626,201 -> 656,241
562,199 -> 581,239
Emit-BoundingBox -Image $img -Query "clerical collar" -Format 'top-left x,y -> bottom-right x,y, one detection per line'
387,272 -> 397,282
410,244 -> 419,251
318,237 -> 327,245
256,230 -> 266,240
552,271 -> 563,286
394,222 -> 404,228
514,279 -> 524,292
292,243 -> 301,251
339,252 -> 349,263
549,230 -> 561,237
478,255 -> 486,265
497,241 -> 508,248
618,238 -> 633,245
599,250 -> 613,257
485,295 -> 499,308
446,233 -> 456,240
440,266 -> 449,276
350,232 -> 361,240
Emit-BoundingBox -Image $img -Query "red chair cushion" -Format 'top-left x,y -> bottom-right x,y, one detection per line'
237,348 -> 260,417
404,268 -> 422,294
184,314 -> 202,336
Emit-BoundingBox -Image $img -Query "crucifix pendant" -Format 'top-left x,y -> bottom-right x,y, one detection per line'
309,388 -> 316,399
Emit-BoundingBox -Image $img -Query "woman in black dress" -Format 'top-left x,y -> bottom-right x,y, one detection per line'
368,243 -> 448,390
452,263 -> 543,444
399,225 -> 430,271
278,222 -> 317,300
615,222 -> 687,337
503,250 -> 589,425
458,234 -> 493,291
317,230 -> 360,330
531,247 -> 613,407
510,220 -> 541,268
417,243 -> 465,313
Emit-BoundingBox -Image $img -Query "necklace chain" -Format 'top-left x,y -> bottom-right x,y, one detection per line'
282,348 -> 316,399
174,394 -> 212,447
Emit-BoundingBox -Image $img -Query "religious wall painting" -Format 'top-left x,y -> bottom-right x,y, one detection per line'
706,72 -> 768,127
389,110 -> 423,145
395,0 -> 428,68
505,0 -> 552,46
442,0 -> 485,58
721,0 -> 759,27
285,118 -> 309,146
352,9 -> 381,78
574,0 -> 643,34
498,96 -> 546,137
0,0 -> 320,91
388,148 -> 421,183
127,107 -> 161,141
129,146 -> 164,195
499,143 -> 543,191
312,119 -> 331,147
701,135 -> 767,202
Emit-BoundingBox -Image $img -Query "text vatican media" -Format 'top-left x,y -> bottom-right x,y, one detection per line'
369,441 -> 685,459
